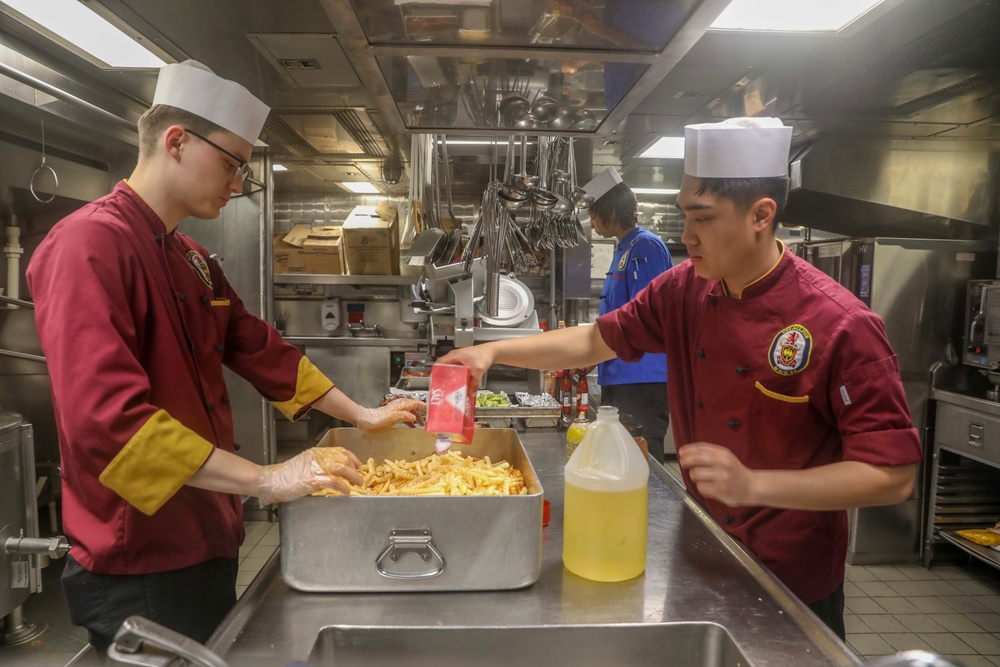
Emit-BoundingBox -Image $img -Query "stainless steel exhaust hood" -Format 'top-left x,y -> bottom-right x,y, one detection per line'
784,137 -> 999,238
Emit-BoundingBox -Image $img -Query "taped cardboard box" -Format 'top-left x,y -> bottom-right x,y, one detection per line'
273,230 -> 343,275
341,205 -> 400,275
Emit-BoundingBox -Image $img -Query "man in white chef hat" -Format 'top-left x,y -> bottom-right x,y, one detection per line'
28,60 -> 422,651
440,117 -> 920,639
583,167 -> 673,462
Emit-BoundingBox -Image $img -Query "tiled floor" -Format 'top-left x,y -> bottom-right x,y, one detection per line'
237,519 -> 280,598
844,562 -> 1000,665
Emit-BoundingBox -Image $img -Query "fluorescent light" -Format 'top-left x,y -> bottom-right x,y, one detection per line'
438,139 -> 494,145
632,188 -> 680,196
340,182 -> 380,194
436,139 -> 530,147
711,0 -> 886,32
0,0 -> 166,68
272,164 -> 288,172
638,137 -> 684,159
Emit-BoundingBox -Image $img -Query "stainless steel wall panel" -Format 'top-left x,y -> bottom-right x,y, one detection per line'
303,345 -> 390,413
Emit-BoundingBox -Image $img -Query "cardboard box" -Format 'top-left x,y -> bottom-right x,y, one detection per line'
425,363 -> 476,445
273,231 -> 343,275
340,205 -> 400,275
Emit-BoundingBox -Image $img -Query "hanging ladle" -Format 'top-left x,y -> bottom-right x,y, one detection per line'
510,135 -> 539,192
567,137 -> 594,209
498,136 -> 528,210
529,136 -> 558,209
29,119 -> 58,204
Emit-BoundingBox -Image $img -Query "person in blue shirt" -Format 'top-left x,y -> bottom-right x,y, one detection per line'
586,168 -> 674,460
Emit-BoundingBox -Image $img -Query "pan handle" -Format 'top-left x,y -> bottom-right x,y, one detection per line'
375,529 -> 445,579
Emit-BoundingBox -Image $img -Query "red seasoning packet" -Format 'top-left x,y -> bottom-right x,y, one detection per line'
426,363 -> 476,450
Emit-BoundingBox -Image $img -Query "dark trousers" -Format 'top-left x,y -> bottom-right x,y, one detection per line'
808,581 -> 846,640
601,382 -> 670,461
61,553 -> 238,652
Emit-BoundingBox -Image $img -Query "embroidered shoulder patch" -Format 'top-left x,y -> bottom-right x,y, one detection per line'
617,251 -> 629,272
186,250 -> 213,289
768,323 -> 813,376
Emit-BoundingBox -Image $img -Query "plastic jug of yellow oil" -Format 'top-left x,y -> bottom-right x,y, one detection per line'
563,405 -> 648,582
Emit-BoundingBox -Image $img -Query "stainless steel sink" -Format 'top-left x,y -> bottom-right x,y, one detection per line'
309,623 -> 750,667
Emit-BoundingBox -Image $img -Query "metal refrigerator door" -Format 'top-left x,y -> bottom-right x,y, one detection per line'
847,238 -> 995,564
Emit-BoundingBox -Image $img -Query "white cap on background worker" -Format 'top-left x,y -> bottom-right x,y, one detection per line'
582,166 -> 624,201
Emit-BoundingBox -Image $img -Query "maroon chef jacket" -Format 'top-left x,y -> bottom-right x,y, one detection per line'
28,181 -> 312,575
597,246 -> 922,604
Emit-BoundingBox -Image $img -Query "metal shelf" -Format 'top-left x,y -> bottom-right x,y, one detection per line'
273,274 -> 419,286
940,529 -> 1000,571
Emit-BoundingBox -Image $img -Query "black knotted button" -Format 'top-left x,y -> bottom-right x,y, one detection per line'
201,295 -> 211,304
214,344 -> 225,352
155,235 -> 164,245
221,395 -> 230,405
177,293 -> 187,302
696,349 -> 705,358
736,366 -> 750,375
234,442 -> 241,451
726,419 -> 741,429
723,515 -> 735,525
708,296 -> 718,306
695,401 -> 704,409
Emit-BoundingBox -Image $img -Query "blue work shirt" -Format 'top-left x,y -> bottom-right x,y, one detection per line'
598,226 -> 672,386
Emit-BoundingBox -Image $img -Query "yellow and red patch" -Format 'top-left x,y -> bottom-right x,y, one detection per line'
768,323 -> 813,376
186,250 -> 213,289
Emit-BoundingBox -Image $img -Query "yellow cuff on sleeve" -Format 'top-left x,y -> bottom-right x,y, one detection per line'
271,356 -> 334,421
99,409 -> 214,516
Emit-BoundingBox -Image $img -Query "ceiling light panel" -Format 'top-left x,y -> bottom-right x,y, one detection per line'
639,137 -> 685,159
632,188 -> 680,195
0,0 -> 165,68
710,0 -> 886,33
340,182 -> 379,193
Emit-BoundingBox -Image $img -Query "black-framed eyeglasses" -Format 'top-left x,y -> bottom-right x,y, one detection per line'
184,129 -> 253,183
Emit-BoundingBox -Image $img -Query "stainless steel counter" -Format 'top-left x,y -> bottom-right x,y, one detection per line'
207,432 -> 860,666
932,387 -> 1000,419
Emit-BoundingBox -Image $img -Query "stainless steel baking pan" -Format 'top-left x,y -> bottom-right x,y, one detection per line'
279,427 -> 543,592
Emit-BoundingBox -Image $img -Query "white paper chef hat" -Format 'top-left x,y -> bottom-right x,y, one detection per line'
684,117 -> 792,179
151,60 -> 270,145
582,167 -> 624,201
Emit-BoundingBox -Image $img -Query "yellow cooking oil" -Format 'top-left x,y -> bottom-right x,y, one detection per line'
562,405 -> 649,582
563,482 -> 647,582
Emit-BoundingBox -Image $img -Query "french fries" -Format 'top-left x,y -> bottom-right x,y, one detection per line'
313,450 -> 527,497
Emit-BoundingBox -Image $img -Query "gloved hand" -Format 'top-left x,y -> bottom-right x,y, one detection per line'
256,446 -> 364,504
354,398 -> 426,431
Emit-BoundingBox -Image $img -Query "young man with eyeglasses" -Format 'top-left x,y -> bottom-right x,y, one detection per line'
27,60 -> 421,651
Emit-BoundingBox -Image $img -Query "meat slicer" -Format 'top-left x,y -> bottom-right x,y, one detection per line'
410,258 -> 541,350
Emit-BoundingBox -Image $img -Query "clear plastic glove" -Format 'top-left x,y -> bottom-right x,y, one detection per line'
256,446 -> 364,504
354,399 -> 426,431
